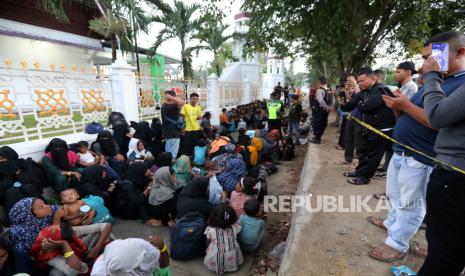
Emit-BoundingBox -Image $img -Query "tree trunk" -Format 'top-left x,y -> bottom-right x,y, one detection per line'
336,46 -> 345,84
111,34 -> 117,62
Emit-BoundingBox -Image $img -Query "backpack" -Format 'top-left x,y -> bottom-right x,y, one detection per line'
85,122 -> 104,134
170,213 -> 207,260
163,115 -> 186,130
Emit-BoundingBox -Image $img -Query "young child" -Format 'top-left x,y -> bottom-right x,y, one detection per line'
281,136 -> 295,161
204,204 -> 243,274
59,188 -> 112,226
230,177 -> 258,218
238,199 -> 265,253
77,141 -> 101,167
127,139 -> 153,162
237,128 -> 251,147
194,138 -> 208,166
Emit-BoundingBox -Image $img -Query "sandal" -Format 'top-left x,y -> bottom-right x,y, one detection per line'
367,216 -> 387,231
369,244 -> 405,262
347,177 -> 369,185
343,172 -> 358,177
410,241 -> 428,258
373,193 -> 388,200
335,145 -> 344,150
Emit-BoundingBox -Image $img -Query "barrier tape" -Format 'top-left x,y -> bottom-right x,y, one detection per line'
350,115 -> 465,176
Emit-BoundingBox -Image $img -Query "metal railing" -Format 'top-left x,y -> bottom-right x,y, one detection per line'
218,81 -> 243,108
0,61 -> 112,145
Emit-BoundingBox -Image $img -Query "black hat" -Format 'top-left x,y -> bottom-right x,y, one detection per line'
397,61 -> 418,75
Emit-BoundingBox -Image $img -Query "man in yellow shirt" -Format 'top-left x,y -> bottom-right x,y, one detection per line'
180,93 -> 202,156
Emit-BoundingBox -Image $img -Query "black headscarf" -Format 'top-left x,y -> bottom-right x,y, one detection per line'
45,138 -> 71,171
133,121 -> 153,143
125,162 -> 151,189
97,131 -> 117,157
80,165 -> 106,190
113,124 -> 131,155
0,146 -> 20,177
156,152 -> 172,167
180,176 -> 209,199
151,118 -> 162,140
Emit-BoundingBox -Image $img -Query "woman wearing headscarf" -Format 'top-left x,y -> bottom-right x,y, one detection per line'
247,137 -> 263,167
8,197 -> 60,274
177,176 -> 214,219
41,138 -> 83,193
122,162 -> 159,226
91,237 -> 170,276
150,118 -> 164,157
172,155 -> 192,187
78,165 -> 115,201
148,167 -> 181,227
150,152 -> 173,174
91,131 -> 128,178
0,146 -> 43,213
261,129 -> 280,163
112,124 -> 131,156
216,157 -> 247,192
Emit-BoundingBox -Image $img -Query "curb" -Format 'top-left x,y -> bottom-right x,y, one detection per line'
278,143 -> 321,275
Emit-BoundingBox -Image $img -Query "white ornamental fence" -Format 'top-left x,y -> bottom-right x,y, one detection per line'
1,58 -> 260,159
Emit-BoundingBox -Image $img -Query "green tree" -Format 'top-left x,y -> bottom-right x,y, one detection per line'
196,15 -> 234,77
151,1 -> 203,79
242,0 -> 465,82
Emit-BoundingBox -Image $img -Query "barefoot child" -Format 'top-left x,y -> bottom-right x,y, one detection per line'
238,199 -> 265,253
230,177 -> 258,218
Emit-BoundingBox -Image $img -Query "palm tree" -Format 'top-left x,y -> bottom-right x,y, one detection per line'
151,1 -> 203,79
196,20 -> 234,77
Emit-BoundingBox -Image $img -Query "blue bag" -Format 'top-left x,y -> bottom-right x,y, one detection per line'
85,122 -> 104,134
169,213 -> 206,260
82,195 -> 113,224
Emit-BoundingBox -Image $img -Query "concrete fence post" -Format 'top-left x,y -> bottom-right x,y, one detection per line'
207,74 -> 220,125
110,57 -> 140,122
242,78 -> 250,105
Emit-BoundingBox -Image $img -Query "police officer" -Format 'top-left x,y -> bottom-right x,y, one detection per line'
266,92 -> 284,134
310,76 -> 331,144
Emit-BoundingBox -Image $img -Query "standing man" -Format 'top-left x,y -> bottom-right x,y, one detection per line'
273,82 -> 283,100
266,92 -> 284,134
395,61 -> 419,99
161,90 -> 185,159
418,32 -> 465,275
287,94 -> 302,144
310,76 -> 331,144
180,93 -> 202,156
366,31 -> 465,265
339,68 -> 396,184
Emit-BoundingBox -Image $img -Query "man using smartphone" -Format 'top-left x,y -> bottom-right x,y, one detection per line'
368,31 -> 465,267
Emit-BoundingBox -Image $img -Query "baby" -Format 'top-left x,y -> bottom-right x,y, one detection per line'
59,188 -> 96,226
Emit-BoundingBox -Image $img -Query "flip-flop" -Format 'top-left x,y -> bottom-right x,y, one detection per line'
367,216 -> 387,231
369,245 -> 406,262
336,160 -> 352,165
410,241 -> 428,258
343,172 -> 358,177
373,193 -> 388,200
347,178 -> 369,185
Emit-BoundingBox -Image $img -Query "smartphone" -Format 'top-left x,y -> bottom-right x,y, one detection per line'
431,43 -> 449,72
338,90 -> 347,102
380,86 -> 395,97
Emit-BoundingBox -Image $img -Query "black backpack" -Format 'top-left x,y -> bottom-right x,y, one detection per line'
170,213 -> 207,260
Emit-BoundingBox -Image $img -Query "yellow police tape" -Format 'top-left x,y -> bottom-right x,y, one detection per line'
350,115 -> 465,176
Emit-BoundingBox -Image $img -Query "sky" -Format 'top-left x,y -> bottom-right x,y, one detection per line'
137,0 -> 308,73
137,0 -> 418,76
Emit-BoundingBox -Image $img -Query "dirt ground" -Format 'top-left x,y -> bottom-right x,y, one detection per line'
112,143 -> 307,276
281,118 -> 428,276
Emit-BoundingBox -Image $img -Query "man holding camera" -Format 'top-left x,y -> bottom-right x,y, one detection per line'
339,68 -> 396,185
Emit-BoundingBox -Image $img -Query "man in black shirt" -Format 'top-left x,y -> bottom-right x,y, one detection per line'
288,95 -> 302,144
161,90 -> 185,159
340,67 -> 396,185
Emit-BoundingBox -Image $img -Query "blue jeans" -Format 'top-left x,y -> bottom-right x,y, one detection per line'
383,153 -> 433,252
287,121 -> 300,144
165,138 -> 180,159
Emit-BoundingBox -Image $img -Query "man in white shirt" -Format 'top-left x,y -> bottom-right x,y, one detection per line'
395,61 -> 419,99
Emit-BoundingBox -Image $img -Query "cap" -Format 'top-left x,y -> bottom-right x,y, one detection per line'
397,61 -> 418,75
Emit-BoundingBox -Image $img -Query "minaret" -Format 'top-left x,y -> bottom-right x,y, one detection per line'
233,12 -> 251,62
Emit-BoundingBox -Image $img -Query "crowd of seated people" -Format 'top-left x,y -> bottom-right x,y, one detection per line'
0,90 -> 305,275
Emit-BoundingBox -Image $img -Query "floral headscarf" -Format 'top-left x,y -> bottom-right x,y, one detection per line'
8,198 -> 59,254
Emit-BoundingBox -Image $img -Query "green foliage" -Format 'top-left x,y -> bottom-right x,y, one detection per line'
242,0 -> 465,85
151,1 -> 204,79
